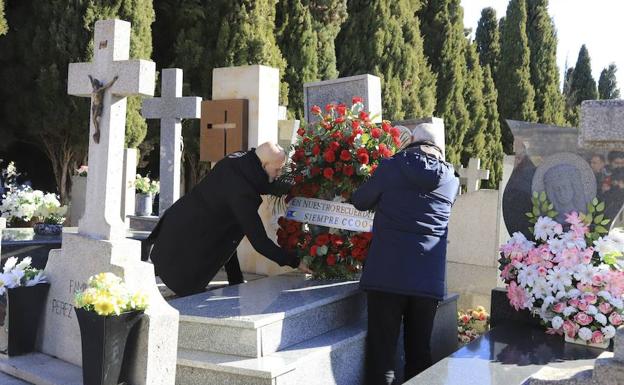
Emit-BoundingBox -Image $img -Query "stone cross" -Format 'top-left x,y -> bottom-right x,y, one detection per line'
458,158 -> 490,193
67,19 -> 155,240
142,68 -> 201,215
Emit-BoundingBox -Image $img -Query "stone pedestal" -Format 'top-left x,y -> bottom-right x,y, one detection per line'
37,232 -> 178,385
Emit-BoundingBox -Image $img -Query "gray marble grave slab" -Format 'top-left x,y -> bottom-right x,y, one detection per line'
303,75 -> 382,124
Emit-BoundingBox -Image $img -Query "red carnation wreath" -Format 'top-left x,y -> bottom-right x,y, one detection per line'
276,98 -> 401,279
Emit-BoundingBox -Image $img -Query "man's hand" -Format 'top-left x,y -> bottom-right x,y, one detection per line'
298,261 -> 313,274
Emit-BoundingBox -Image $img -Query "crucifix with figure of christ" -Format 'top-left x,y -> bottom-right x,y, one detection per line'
67,19 -> 155,240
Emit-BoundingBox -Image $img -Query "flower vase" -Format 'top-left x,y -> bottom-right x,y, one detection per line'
0,283 -> 51,356
564,334 -> 610,349
33,223 -> 63,236
75,307 -> 143,385
135,193 -> 153,216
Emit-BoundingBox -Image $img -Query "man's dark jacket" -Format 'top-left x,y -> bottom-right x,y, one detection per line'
148,149 -> 299,296
352,144 -> 459,300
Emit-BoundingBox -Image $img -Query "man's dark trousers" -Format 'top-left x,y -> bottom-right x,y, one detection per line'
366,290 -> 439,385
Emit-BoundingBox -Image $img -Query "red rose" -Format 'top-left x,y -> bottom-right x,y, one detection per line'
288,235 -> 299,249
371,128 -> 381,138
359,111 -> 369,121
323,150 -> 336,163
382,121 -> 392,132
339,249 -> 349,258
331,130 -> 343,140
325,103 -> 335,112
351,120 -> 360,129
323,167 -> 334,180
278,217 -> 287,228
326,254 -> 337,266
322,122 -> 332,130
286,223 -> 299,234
311,166 -> 321,176
358,153 -> 369,165
297,128 -> 305,136
370,164 -> 378,174
311,105 -> 322,115
316,233 -> 330,246
294,175 -> 304,183
343,165 -> 354,176
335,116 -> 345,124
329,141 -> 340,151
389,126 -> 400,138
347,135 -> 356,145
393,136 -> 401,147
352,96 -> 363,104
336,104 -> 347,116
340,149 -> 351,161
371,150 -> 379,159
310,245 -> 318,257
312,144 -> 321,156
353,127 -> 363,135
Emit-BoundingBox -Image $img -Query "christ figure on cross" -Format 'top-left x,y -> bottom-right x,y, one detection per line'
88,74 -> 118,143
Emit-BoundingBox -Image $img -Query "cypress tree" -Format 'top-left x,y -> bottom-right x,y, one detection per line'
462,41 -> 487,165
496,0 -> 537,153
569,45 -> 597,105
419,0 -> 469,164
309,0 -> 347,80
526,0 -> 565,125
567,44 -> 597,126
482,65 -> 504,188
598,63 -> 620,99
214,0 -> 289,105
475,7 -> 500,75
0,0 -> 7,36
84,0 -> 155,149
337,0 -> 436,121
276,0 -> 319,118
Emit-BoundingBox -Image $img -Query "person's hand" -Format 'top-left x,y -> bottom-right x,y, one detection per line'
298,261 -> 313,274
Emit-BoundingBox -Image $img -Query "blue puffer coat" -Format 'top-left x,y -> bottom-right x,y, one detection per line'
352,144 -> 459,300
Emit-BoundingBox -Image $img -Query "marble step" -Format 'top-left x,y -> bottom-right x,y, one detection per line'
170,273 -> 365,358
176,320 -> 367,385
0,371 -> 34,385
0,353 -> 81,385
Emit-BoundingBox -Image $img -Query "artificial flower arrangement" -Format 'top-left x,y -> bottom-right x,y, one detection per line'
457,306 -> 490,344
1,160 -> 20,192
276,98 -> 401,279
0,257 -> 47,295
134,174 -> 159,195
499,192 -> 624,347
0,187 -> 67,226
74,272 -> 149,316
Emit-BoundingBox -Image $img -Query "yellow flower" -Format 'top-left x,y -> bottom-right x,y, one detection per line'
93,296 -> 120,316
130,291 -> 149,311
476,306 -> 486,313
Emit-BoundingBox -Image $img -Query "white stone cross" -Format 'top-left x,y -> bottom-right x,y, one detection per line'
142,68 -> 201,215
457,158 -> 490,193
67,19 -> 155,240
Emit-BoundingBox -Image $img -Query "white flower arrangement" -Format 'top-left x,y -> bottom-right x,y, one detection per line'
74,272 -> 149,316
0,257 -> 47,296
0,187 -> 67,225
499,193 -> 624,346
134,174 -> 159,195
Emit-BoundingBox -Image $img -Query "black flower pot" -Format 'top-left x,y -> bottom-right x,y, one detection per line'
75,307 -> 143,385
0,283 -> 51,356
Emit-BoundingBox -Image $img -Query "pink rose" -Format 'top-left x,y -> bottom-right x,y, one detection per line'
599,302 -> 613,314
591,330 -> 605,345
592,275 -> 605,287
562,320 -> 578,338
609,312 -> 623,326
583,294 -> 598,305
537,266 -> 548,277
569,299 -> 580,308
552,302 -> 566,313
574,312 -> 593,326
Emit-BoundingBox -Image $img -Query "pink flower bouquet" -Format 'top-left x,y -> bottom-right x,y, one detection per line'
499,192 -> 624,347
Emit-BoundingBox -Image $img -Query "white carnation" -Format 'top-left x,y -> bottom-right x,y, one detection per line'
602,325 -> 617,339
578,327 -> 592,341
595,313 -> 608,326
551,316 -> 564,330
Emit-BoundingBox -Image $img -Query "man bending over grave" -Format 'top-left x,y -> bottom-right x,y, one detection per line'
147,142 -> 312,297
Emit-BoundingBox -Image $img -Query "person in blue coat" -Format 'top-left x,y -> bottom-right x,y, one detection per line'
352,123 -> 459,385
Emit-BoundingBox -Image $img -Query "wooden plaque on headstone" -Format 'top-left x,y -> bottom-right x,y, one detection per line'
200,99 -> 248,162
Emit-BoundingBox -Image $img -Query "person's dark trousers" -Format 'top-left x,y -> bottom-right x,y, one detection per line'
366,290 -> 439,385
224,251 -> 245,285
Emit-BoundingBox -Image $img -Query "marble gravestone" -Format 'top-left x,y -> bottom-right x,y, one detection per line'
303,74 -> 382,124
29,20 -> 179,385
142,68 -> 202,215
